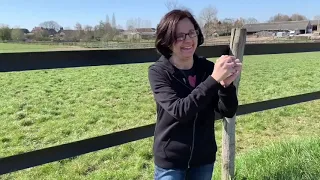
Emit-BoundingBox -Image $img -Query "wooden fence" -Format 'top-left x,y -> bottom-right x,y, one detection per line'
0,29 -> 320,179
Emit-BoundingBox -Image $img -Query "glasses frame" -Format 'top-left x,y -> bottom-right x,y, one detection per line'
176,29 -> 199,41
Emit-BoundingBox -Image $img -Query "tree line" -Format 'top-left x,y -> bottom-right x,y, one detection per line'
1,0 -> 320,42
0,12 -> 154,42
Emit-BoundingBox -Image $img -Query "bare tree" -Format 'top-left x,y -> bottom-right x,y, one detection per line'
74,22 -> 84,40
112,13 -> 116,28
199,5 -> 218,38
126,18 -> 152,29
106,15 -> 110,24
315,15 -> 320,31
82,25 -> 93,41
117,25 -> 123,30
75,22 -> 82,31
142,20 -> 152,28
234,18 -> 245,28
39,21 -> 61,31
245,17 -> 259,24
268,13 -> 290,22
290,13 -> 307,21
222,18 -> 235,35
314,15 -> 320,20
164,0 -> 179,10
164,0 -> 191,11
84,25 -> 93,32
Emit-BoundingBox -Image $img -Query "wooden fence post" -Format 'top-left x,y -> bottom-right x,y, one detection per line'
222,28 -> 246,180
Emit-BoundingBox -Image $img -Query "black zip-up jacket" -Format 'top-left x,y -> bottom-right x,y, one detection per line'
148,54 -> 238,170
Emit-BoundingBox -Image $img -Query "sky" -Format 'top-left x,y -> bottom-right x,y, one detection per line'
0,0 -> 319,31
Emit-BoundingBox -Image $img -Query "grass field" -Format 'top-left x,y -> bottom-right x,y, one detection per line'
0,51 -> 320,179
0,43 -> 86,53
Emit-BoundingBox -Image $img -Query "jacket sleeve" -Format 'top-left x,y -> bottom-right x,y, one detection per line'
214,82 -> 239,118
148,66 -> 221,123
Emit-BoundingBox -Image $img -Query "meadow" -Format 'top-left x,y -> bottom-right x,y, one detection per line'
0,43 -> 86,53
0,50 -> 320,179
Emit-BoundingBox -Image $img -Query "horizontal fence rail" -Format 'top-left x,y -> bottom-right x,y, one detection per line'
1,90 -> 319,175
1,42 -> 320,72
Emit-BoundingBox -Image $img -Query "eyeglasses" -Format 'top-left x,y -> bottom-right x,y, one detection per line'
176,29 -> 199,41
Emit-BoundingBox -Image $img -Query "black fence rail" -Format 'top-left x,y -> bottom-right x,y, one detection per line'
0,42 -> 320,176
1,42 -> 320,72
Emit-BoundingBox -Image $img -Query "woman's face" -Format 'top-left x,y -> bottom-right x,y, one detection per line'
171,18 -> 198,60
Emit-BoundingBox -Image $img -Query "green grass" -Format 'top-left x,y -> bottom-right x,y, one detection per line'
234,137 -> 320,180
0,43 -> 82,53
0,52 -> 320,179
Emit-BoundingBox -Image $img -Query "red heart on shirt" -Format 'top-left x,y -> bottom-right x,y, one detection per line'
188,75 -> 196,88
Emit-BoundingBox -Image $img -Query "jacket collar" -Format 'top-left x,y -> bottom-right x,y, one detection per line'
155,54 -> 204,75
153,54 -> 208,87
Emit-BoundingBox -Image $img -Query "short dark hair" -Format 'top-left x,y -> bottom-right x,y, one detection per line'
155,9 -> 204,58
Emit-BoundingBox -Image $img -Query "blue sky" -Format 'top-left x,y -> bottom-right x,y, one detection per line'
0,0 -> 319,31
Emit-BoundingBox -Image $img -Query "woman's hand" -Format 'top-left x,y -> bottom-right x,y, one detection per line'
220,58 -> 242,87
211,55 -> 237,82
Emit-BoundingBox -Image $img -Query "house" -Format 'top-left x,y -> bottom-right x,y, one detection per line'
243,21 -> 313,35
31,27 -> 57,37
120,28 -> 156,40
309,20 -> 319,31
135,28 -> 156,39
12,28 -> 30,34
57,27 -> 80,41
120,30 -> 141,41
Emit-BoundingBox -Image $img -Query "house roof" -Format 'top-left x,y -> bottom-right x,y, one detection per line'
31,27 -> 57,35
243,21 -> 310,33
310,20 -> 319,26
12,28 -> 29,34
135,28 -> 156,33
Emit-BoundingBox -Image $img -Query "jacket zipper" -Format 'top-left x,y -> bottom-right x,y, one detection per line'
187,113 -> 197,168
172,72 -> 207,169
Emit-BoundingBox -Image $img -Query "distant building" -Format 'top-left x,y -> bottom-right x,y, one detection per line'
31,27 -> 57,37
309,20 -> 320,31
135,28 -> 156,39
120,28 -> 156,40
243,20 -> 313,35
57,27 -> 79,41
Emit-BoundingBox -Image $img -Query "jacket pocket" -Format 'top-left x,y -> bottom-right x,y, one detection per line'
163,138 -> 190,161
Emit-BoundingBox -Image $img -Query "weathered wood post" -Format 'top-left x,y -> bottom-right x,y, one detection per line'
222,28 -> 246,180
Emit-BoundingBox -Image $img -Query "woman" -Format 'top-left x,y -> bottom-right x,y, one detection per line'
148,9 -> 242,180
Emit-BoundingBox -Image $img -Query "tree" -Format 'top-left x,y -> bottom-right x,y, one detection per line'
268,13 -> 290,22
112,13 -> 116,28
106,15 -> 110,24
234,18 -> 245,28
164,0 -> 178,10
245,17 -> 259,24
314,15 -> 320,31
11,29 -> 25,41
0,25 -> 11,41
83,25 -> 94,41
117,25 -> 123,30
39,21 -> 61,31
222,18 -> 235,35
74,22 -> 84,40
199,5 -> 218,37
126,18 -> 152,29
142,20 -> 152,28
314,15 -> 320,20
290,13 -> 307,21
164,0 -> 191,11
